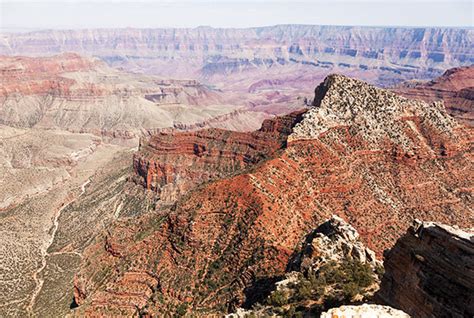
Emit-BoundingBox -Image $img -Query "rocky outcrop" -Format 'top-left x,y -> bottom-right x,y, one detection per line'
378,220 -> 474,318
132,110 -> 304,203
72,74 -> 472,316
395,66 -> 474,126
290,74 -> 457,143
228,304 -> 410,318
290,215 -> 381,273
229,216 -> 384,316
321,304 -> 410,318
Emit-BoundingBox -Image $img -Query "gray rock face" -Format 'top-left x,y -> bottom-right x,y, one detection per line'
378,220 -> 474,318
292,215 -> 381,273
289,74 -> 458,146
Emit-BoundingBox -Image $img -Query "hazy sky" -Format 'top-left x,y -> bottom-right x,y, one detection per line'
1,0 -> 473,31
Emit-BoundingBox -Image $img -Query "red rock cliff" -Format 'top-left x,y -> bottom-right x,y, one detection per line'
0,52 -> 99,97
394,66 -> 474,126
132,111 -> 304,203
72,74 -> 473,316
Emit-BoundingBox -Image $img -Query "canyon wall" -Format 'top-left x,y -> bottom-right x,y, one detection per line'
133,110 -> 304,203
1,25 -> 472,90
379,220 -> 474,318
395,65 -> 474,126
71,75 -> 473,316
0,54 -> 269,138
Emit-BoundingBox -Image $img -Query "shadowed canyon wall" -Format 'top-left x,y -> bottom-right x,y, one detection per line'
379,220 -> 474,318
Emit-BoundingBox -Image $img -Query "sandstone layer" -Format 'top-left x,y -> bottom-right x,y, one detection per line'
71,74 -> 473,316
395,66 -> 474,126
378,220 -> 474,318
0,53 -> 267,139
133,110 -> 304,203
1,25 -> 472,118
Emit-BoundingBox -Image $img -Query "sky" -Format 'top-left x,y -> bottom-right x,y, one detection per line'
1,0 -> 473,31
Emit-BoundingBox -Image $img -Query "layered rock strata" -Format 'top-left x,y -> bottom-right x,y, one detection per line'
378,220 -> 474,318
1,26 -> 472,85
0,54 -> 258,137
395,66 -> 474,126
72,74 -> 472,316
133,110 -> 304,203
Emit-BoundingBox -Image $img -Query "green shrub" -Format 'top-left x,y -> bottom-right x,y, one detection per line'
175,303 -> 188,317
268,290 -> 288,306
294,279 -> 312,301
342,282 -> 360,299
375,264 -> 385,278
340,260 -> 374,288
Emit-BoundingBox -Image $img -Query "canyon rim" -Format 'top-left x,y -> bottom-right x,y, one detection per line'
0,1 -> 473,317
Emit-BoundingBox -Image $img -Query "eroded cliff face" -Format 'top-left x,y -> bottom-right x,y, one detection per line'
1,26 -> 471,79
378,220 -> 474,318
0,54 -> 266,138
394,66 -> 474,126
1,26 -> 472,104
132,111 -> 304,203
71,74 -> 472,316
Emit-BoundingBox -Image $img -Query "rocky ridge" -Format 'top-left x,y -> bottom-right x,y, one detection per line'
71,74 -> 472,316
290,74 -> 457,146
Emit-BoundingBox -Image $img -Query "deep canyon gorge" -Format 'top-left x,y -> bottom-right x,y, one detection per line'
0,24 -> 472,317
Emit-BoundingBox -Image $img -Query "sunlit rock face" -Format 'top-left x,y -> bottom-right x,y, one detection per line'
71,74 -> 472,316
321,304 -> 410,318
